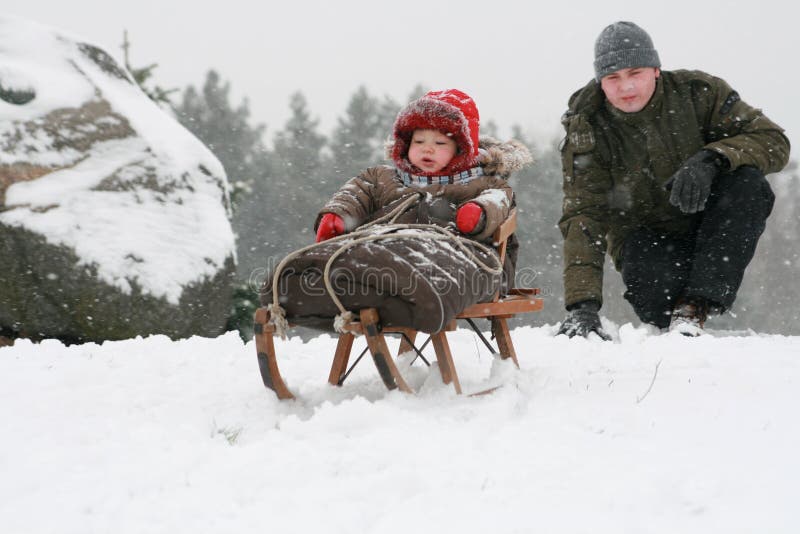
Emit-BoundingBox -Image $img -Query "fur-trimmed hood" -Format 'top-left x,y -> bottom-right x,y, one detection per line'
385,136 -> 533,179
476,137 -> 533,178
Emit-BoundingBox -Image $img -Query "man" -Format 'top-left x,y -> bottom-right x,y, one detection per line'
556,21 -> 790,338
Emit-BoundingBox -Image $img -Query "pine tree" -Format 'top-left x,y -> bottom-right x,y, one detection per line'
327,87 -> 403,180
482,119 -> 500,139
507,131 -> 566,325
728,163 -> 800,334
406,84 -> 429,101
173,70 -> 273,339
272,92 -> 326,181
328,86 -> 383,180
120,30 -> 177,107
269,92 -> 328,251
375,94 -> 402,155
174,70 -> 269,208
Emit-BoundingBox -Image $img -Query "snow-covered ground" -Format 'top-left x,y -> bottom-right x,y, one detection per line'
1,323 -> 798,534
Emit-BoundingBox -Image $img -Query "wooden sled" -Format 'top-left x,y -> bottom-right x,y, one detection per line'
254,208 -> 544,399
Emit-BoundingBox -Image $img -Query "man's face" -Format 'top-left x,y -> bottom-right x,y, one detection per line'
600,67 -> 660,113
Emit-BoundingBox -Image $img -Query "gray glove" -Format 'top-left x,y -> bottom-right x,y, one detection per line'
664,150 -> 728,214
556,300 -> 611,341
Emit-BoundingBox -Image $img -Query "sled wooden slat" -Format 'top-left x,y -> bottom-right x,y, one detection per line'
491,317 -> 519,367
253,308 -> 295,400
431,332 -> 461,394
339,323 -> 419,338
359,309 -> 414,393
457,294 -> 544,318
397,330 -> 417,357
328,332 -> 355,386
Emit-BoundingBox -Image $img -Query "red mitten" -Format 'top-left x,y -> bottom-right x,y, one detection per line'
455,202 -> 485,234
316,213 -> 345,242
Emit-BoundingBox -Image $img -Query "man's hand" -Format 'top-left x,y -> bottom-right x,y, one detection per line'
556,300 -> 612,341
664,150 -> 727,214
455,202 -> 485,234
316,213 -> 344,242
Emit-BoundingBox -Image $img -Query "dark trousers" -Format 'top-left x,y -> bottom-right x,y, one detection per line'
620,166 -> 775,328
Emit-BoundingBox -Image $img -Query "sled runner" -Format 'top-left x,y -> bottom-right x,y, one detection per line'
253,208 -> 543,399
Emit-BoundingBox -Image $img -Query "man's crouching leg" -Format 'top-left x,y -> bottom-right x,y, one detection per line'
620,228 -> 695,329
684,166 -> 775,315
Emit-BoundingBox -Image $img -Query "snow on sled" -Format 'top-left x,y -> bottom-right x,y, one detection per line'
254,208 -> 543,399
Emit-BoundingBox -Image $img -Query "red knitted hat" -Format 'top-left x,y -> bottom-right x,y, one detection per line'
391,88 -> 480,176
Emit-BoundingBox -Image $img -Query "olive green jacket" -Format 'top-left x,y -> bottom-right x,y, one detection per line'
559,69 -> 790,308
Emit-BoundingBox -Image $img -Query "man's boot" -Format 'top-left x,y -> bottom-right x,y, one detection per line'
669,297 -> 710,337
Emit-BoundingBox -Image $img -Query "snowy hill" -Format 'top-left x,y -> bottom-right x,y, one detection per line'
1,325 -> 797,533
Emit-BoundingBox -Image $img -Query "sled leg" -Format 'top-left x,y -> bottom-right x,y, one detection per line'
491,317 -> 519,368
360,309 -> 413,393
398,330 -> 417,357
431,332 -> 462,394
254,309 -> 295,400
328,333 -> 355,386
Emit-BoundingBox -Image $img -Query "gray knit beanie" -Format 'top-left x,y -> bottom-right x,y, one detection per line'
594,21 -> 661,81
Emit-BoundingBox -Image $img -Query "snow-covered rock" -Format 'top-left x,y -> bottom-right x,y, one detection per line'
0,16 -> 236,342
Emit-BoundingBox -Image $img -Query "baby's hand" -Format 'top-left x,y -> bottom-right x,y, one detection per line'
455,203 -> 485,235
316,213 -> 345,242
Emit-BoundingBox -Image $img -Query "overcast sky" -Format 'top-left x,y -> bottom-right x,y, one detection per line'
6,0 -> 799,150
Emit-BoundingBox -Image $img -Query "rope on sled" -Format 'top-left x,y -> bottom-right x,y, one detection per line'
322,225 -> 504,315
266,193 -> 504,337
265,303 -> 289,340
359,193 -> 423,228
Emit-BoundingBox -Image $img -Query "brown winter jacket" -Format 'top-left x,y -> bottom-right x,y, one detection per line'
559,70 -> 790,308
316,137 -> 532,273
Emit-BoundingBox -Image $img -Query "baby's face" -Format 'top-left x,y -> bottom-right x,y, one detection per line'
407,129 -> 457,174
